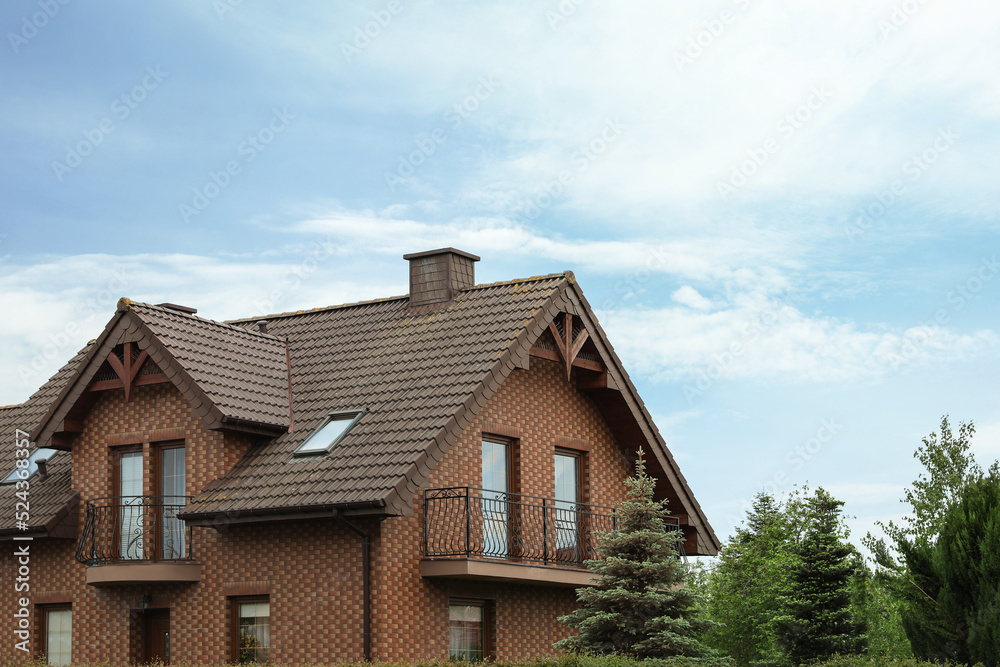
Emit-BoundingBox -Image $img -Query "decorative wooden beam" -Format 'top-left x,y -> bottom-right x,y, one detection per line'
87,379 -> 124,392
569,328 -> 590,363
134,373 -> 169,387
123,342 -> 132,401
127,347 -> 149,386
105,350 -> 126,384
544,314 -> 599,381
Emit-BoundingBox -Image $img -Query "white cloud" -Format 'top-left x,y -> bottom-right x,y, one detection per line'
0,252 -> 404,405
600,298 -> 1000,384
672,286 -> 713,310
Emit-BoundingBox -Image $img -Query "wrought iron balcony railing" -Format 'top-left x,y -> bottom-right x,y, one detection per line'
423,487 -> 681,566
75,496 -> 194,566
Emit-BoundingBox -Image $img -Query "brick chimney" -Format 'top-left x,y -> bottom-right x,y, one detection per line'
404,248 -> 480,307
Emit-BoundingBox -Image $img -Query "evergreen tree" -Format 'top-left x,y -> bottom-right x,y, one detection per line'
863,415 -> 1000,662
932,477 -> 1000,665
703,492 -> 801,667
775,488 -> 865,664
556,450 -> 720,659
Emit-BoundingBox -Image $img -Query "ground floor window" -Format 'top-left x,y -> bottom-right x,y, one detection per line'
235,597 -> 270,663
43,606 -> 72,666
449,599 -> 492,661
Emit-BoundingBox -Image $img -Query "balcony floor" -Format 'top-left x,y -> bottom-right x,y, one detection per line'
85,562 -> 202,586
420,557 -> 598,587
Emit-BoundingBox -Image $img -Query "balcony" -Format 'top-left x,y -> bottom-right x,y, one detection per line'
75,496 -> 201,585
421,487 -> 680,587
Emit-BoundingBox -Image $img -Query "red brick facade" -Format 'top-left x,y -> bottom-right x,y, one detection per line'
2,356 -> 639,664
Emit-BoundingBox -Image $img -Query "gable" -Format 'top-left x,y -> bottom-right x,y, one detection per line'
32,300 -> 290,452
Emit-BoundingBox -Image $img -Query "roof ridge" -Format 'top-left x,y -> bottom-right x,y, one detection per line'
225,272 -> 571,324
0,404 -> 23,411
226,294 -> 410,324
119,298 -> 284,342
466,271 -> 571,291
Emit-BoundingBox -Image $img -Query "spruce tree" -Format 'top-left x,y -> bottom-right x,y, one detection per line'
775,488 -> 865,664
556,450 -> 720,659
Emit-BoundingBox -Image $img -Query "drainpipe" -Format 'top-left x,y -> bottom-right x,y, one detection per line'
336,513 -> 372,661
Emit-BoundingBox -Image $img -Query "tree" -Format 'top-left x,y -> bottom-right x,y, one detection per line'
932,477 -> 1000,665
848,563 -> 911,658
556,450 -> 720,659
863,416 -> 1000,662
775,488 -> 866,664
701,492 -> 802,667
868,416 -> 991,554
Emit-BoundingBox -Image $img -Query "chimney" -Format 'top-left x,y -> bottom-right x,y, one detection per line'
36,458 -> 48,480
403,248 -> 480,307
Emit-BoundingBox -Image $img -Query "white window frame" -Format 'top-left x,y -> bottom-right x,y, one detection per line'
293,409 -> 366,456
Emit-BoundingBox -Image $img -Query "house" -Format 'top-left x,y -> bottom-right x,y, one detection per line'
0,248 -> 719,664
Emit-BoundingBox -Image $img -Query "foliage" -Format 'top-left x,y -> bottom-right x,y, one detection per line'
556,450 -> 721,660
932,477 -> 1000,665
698,492 -> 803,667
7,654 -> 974,667
806,656 -> 976,667
847,564 -> 911,658
862,415 -> 1000,664
1,656 -> 741,667
774,489 -> 866,664
865,416 -> 993,559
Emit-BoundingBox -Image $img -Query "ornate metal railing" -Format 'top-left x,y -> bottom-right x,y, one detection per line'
423,487 -> 681,566
75,496 -> 194,565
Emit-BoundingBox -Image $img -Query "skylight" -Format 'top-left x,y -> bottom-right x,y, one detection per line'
294,411 -> 365,456
2,448 -> 58,484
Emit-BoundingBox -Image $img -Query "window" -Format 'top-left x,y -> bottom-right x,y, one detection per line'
554,451 -> 580,553
294,410 -> 365,455
481,438 -> 510,558
158,445 -> 186,559
2,448 -> 58,484
449,600 -> 492,661
43,606 -> 72,666
117,449 -> 144,560
235,598 -> 270,663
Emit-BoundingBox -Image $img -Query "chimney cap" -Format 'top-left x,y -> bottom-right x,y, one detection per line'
403,248 -> 480,262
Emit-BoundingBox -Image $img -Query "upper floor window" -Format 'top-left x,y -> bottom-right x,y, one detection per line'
113,443 -> 186,560
294,410 -> 365,456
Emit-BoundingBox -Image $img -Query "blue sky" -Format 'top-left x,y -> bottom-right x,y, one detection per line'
3,1 -> 999,552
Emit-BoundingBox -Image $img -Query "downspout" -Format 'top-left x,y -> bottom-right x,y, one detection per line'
337,513 -> 372,661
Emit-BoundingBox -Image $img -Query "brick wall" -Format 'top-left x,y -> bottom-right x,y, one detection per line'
1,356 -> 636,663
0,382 -> 368,664
371,357 -> 635,661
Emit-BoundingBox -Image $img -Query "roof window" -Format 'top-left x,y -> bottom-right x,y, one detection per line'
294,410 -> 365,456
2,448 -> 58,484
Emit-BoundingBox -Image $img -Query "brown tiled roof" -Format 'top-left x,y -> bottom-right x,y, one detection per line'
32,301 -> 290,450
0,348 -> 90,537
183,274 -> 568,519
1,270 -> 719,554
127,301 -> 289,429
